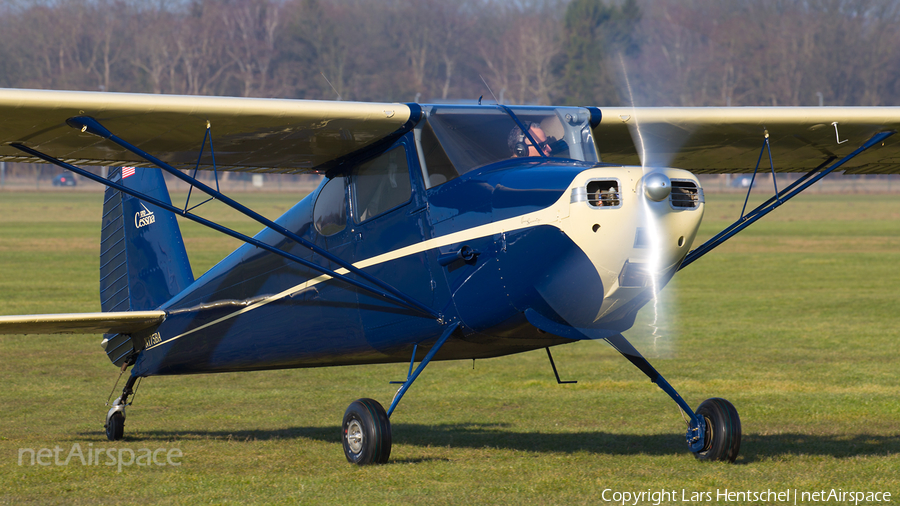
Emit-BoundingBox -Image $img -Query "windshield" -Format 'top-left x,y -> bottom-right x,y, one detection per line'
418,105 -> 598,188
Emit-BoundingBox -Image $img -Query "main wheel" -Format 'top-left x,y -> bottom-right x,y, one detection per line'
342,398 -> 392,465
106,412 -> 125,441
693,398 -> 741,462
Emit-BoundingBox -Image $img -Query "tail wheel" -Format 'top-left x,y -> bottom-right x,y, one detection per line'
106,412 -> 125,441
342,398 -> 392,465
693,398 -> 741,463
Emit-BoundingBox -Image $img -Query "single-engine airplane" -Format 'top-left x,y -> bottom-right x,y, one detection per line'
1,88 -> 899,464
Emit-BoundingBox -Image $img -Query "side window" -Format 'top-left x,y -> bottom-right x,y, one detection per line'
352,146 -> 412,223
313,177 -> 347,236
420,122 -> 457,188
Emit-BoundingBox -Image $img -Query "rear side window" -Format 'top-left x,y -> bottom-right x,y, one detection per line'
420,122 -> 457,188
352,146 -> 411,223
313,177 -> 347,236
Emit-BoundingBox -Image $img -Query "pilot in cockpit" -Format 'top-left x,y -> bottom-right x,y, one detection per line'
508,122 -> 553,158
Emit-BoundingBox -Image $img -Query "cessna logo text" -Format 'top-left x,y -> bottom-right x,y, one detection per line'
135,204 -> 155,228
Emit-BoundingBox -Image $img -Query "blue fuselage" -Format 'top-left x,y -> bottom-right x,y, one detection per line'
131,123 -> 705,377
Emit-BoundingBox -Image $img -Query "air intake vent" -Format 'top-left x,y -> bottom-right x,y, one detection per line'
619,261 -> 649,287
670,180 -> 703,209
586,179 -> 621,208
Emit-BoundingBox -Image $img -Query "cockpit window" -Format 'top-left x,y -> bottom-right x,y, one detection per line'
352,146 -> 412,223
420,105 -> 598,188
420,122 -> 456,188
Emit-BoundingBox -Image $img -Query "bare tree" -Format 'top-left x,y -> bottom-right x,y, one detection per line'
3,0 -> 900,109
131,7 -> 183,94
221,0 -> 281,97
477,1 -> 564,105
285,0 -> 355,100
176,1 -> 234,96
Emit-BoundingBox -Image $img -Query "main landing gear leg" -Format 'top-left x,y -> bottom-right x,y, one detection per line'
105,373 -> 138,441
605,334 -> 741,462
341,322 -> 460,465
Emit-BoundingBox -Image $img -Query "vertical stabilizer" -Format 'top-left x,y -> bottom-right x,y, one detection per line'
100,167 -> 194,312
99,167 -> 193,366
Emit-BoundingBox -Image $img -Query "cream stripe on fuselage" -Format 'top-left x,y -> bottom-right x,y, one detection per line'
146,188 -> 573,351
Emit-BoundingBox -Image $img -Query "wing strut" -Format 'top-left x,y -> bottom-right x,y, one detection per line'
739,132 -> 782,218
604,333 -> 707,452
679,130 -> 895,270
10,143 -> 441,321
60,116 -> 439,322
183,121 -> 221,213
386,321 -> 460,417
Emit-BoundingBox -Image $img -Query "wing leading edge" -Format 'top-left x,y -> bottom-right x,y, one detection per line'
5,90 -> 899,175
594,107 -> 900,174
0,88 -> 415,173
0,311 -> 165,335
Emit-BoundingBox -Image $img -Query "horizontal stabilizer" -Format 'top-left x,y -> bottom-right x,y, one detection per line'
0,311 -> 165,335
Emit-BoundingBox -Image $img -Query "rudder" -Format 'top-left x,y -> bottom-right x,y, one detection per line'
101,166 -> 194,311
100,167 -> 193,365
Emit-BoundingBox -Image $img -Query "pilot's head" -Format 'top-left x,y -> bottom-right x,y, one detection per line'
508,122 -> 552,157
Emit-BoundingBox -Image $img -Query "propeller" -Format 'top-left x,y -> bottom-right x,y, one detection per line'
526,132 -> 683,356
615,53 -> 686,358
521,55 -> 693,357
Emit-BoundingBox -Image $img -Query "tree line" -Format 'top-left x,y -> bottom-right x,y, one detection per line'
2,0 -> 899,179
2,0 -> 898,106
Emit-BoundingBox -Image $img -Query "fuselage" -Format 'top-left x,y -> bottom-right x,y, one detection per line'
130,105 -> 705,377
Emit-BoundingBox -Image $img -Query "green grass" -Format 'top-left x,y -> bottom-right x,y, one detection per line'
0,191 -> 898,505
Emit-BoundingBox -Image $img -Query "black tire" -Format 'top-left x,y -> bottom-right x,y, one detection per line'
341,398 -> 392,465
693,398 -> 741,463
106,412 -> 125,441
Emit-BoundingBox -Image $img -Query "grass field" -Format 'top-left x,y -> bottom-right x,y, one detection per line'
0,190 -> 898,505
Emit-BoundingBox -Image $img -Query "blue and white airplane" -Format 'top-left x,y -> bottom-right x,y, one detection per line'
1,89 -> 899,464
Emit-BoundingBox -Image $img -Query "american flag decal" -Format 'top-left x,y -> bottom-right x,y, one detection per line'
121,167 -> 136,179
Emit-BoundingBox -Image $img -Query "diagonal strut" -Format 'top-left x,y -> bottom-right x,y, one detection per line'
680,130 -> 895,269
11,143 -> 438,320
64,116 -> 440,321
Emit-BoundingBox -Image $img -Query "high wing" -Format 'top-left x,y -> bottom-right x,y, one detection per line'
0,311 -> 165,335
0,88 -> 416,173
594,107 -> 900,174
5,90 -> 898,175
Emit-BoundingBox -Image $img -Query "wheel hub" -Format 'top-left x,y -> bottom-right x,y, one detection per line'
346,419 -> 364,454
686,414 -> 707,453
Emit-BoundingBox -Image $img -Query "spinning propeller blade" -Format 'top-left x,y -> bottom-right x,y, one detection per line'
608,54 -> 691,356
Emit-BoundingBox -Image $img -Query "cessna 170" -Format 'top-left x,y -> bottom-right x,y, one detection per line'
1,88 -> 898,465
